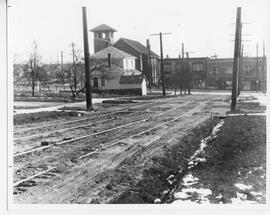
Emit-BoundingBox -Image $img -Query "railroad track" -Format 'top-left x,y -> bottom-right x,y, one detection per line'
14,101 -> 192,157
13,96 -> 185,133
13,101 -> 208,189
13,102 -> 170,152
14,101 -> 156,135
14,111 -> 138,141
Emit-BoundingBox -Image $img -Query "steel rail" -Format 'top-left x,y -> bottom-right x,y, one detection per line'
13,101 -> 208,187
13,102 -> 192,157
14,102 -> 153,134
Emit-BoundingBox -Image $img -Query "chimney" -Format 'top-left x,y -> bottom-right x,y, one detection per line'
166,54 -> 169,58
108,53 -> 111,67
146,39 -> 150,49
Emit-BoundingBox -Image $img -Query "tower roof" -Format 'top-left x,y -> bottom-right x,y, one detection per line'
90,24 -> 117,32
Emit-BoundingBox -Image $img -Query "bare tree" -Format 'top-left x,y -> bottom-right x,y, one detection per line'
22,41 -> 47,97
65,49 -> 85,101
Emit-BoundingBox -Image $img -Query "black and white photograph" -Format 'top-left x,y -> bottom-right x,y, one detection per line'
0,0 -> 269,214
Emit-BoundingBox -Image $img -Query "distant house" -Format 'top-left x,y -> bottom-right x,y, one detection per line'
114,38 -> 160,85
90,24 -> 160,86
90,46 -> 136,70
90,46 -> 147,95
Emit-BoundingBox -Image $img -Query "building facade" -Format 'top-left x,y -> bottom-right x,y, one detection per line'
90,25 -> 160,86
163,56 -> 267,91
113,38 -> 160,85
206,57 -> 267,91
90,45 -> 147,95
163,57 -> 208,89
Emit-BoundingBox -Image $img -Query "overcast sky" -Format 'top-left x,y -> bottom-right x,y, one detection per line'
9,0 -> 270,63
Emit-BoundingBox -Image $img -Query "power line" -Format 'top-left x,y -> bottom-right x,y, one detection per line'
151,32 -> 172,96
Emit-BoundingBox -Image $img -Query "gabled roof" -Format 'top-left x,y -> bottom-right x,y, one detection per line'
91,63 -> 143,82
115,37 -> 159,58
91,46 -> 136,59
119,74 -> 144,84
90,24 -> 117,32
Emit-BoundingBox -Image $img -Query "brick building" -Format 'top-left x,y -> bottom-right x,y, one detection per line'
206,57 -> 267,91
163,57 -> 208,89
163,56 -> 267,91
113,38 -> 160,85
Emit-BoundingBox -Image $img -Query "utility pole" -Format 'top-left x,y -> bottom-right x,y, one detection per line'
61,51 -> 64,84
237,22 -> 242,96
82,6 -> 92,110
182,43 -> 184,59
238,44 -> 243,96
151,32 -> 172,96
146,39 -> 152,91
262,41 -> 266,93
160,33 -> 165,96
70,42 -> 77,66
69,42 -> 78,91
256,43 -> 259,91
231,7 -> 241,111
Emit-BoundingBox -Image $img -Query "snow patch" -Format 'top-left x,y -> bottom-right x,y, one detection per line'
181,188 -> 212,196
154,198 -> 161,203
174,192 -> 190,200
188,120 -> 224,168
234,183 -> 253,191
182,174 -> 199,186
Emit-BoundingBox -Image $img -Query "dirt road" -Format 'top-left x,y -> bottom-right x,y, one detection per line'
13,93 -> 264,204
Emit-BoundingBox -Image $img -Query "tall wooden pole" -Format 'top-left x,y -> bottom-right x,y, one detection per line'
237,22 -> 242,96
70,42 -> 77,91
146,39 -> 152,91
238,44 -> 243,96
182,43 -> 184,59
231,7 -> 241,111
160,32 -> 165,96
82,7 -> 92,110
150,32 -> 171,96
61,51 -> 64,84
262,41 -> 266,93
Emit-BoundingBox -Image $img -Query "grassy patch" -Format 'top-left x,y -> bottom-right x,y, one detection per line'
13,111 -> 82,125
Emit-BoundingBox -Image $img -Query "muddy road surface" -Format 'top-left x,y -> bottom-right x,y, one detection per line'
13,94 -> 238,203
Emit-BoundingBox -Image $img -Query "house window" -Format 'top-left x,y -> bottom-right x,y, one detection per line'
93,78 -> 98,88
164,63 -> 172,74
101,78 -> 105,86
210,67 -> 218,74
244,65 -> 251,74
224,67 -> 232,74
192,63 -> 204,72
125,59 -> 128,69
176,63 -> 181,72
